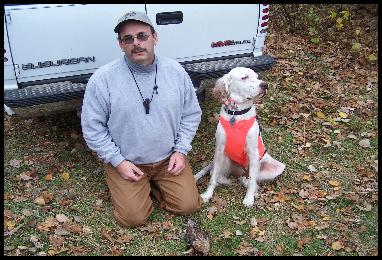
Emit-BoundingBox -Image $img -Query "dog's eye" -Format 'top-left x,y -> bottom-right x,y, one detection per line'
241,75 -> 249,80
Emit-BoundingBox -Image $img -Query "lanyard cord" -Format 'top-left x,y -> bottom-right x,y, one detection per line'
127,64 -> 158,104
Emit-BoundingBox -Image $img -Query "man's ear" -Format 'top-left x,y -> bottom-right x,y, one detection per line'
153,32 -> 158,46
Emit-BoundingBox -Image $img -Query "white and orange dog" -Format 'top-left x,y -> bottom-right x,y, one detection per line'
195,67 -> 285,207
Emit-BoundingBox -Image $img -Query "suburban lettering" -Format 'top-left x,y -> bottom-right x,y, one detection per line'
21,56 -> 96,70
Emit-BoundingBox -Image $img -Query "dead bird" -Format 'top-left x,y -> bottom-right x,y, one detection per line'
183,219 -> 211,255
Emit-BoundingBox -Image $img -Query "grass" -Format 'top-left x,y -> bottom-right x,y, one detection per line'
4,31 -> 378,257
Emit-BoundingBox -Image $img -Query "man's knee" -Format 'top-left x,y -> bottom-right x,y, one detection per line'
113,208 -> 151,228
175,195 -> 201,215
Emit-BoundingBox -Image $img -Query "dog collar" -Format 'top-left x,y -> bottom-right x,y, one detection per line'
224,106 -> 252,115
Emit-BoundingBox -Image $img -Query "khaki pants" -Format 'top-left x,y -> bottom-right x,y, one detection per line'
104,157 -> 201,227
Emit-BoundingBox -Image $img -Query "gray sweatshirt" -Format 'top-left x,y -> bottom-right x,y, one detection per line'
81,55 -> 202,167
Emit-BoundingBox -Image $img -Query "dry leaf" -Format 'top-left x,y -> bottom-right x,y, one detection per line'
287,221 -> 298,230
220,230 -> 232,238
37,217 -> 56,232
303,174 -> 312,181
356,202 -> 372,212
10,159 -> 21,168
359,139 -> 370,148
41,191 -> 54,204
56,213 -> 70,223
297,237 -> 311,249
19,172 -> 32,181
331,241 -> 343,250
316,111 -> 325,119
61,172 -> 70,180
322,216 -> 330,221
328,180 -> 340,187
338,112 -> 348,118
207,206 -> 218,216
308,165 -> 317,172
250,217 -> 258,227
34,196 -> 46,206
235,220 -> 246,225
5,220 -> 15,230
299,189 -> 309,199
101,230 -> 114,242
45,173 -> 53,181
54,227 -> 71,236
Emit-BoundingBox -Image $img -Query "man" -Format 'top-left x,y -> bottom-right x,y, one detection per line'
81,11 -> 202,227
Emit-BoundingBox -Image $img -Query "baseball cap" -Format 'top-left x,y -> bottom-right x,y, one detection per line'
114,11 -> 154,33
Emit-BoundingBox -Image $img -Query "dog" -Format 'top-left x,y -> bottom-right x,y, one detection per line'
195,67 -> 285,207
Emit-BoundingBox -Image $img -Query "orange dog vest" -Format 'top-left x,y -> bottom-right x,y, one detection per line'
219,116 -> 266,166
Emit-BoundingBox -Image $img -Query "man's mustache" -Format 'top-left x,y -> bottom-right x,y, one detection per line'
132,47 -> 147,53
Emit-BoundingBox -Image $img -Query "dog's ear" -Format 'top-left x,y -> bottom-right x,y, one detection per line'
212,73 -> 231,102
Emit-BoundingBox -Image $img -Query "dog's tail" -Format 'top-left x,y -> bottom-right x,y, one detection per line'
194,162 -> 213,182
257,154 -> 286,182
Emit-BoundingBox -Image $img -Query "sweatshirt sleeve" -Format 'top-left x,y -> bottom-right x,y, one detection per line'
81,77 -> 125,167
173,70 -> 202,155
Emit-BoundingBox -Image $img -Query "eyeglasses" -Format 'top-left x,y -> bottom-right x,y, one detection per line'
121,32 -> 151,44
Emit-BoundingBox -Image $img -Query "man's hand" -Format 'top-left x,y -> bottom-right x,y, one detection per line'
116,160 -> 144,181
167,152 -> 186,176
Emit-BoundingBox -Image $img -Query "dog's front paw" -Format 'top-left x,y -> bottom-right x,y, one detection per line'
200,192 -> 212,203
242,196 -> 255,208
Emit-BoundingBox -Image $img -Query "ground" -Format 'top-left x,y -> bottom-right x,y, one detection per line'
4,4 -> 378,256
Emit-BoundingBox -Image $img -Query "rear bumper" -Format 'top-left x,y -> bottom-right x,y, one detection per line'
4,53 -> 276,108
182,53 -> 275,81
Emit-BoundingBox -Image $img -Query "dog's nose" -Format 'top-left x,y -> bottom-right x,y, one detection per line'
260,82 -> 268,90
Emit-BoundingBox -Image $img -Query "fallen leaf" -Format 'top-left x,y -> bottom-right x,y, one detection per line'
356,202 -> 372,212
359,139 -> 370,148
250,217 -> 258,227
54,227 -> 71,236
220,230 -> 232,238
5,220 -> 15,230
308,165 -> 317,172
37,217 -> 56,232
41,191 -> 54,204
299,189 -> 309,199
235,230 -> 243,236
101,230 -> 114,242
63,222 -> 83,234
303,174 -> 312,181
10,159 -> 21,168
332,241 -> 343,251
207,206 -> 218,217
297,237 -> 311,249
82,226 -> 92,234
45,173 -> 53,181
235,220 -> 246,225
19,172 -> 32,181
287,221 -> 298,230
368,54 -> 377,62
316,111 -> 326,119
328,180 -> 340,187
61,172 -> 70,180
338,112 -> 348,118
322,216 -> 330,221
34,196 -> 46,206
235,241 -> 259,256
56,213 -> 70,223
